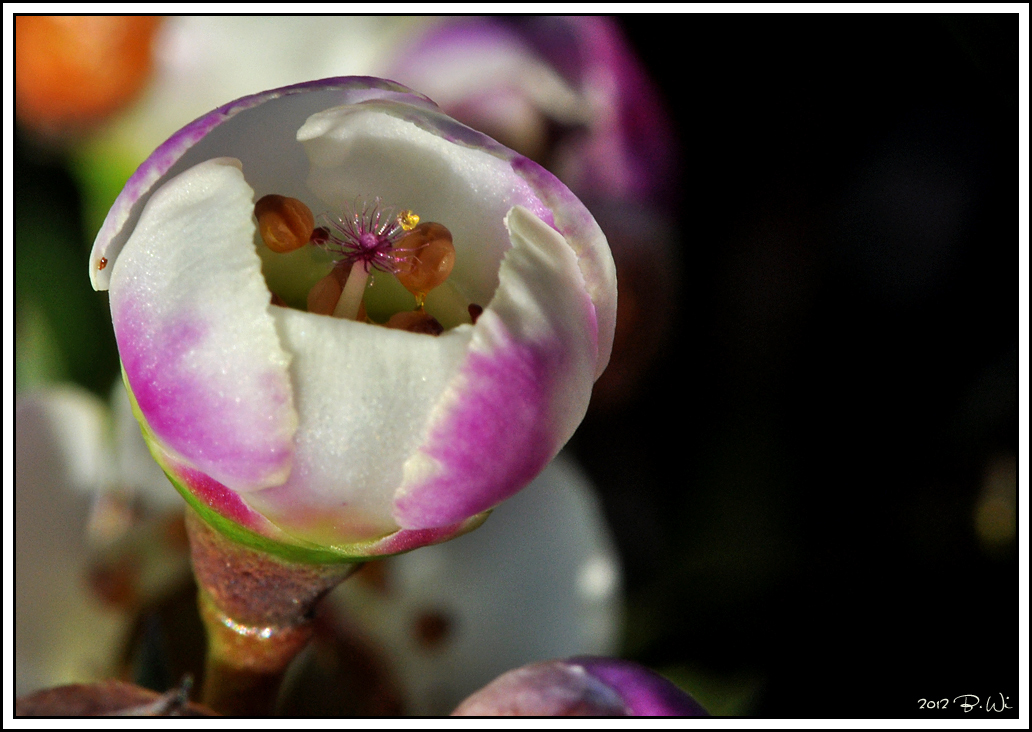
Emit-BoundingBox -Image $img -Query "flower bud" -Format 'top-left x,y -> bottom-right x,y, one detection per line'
452,658 -> 708,717
90,77 -> 616,560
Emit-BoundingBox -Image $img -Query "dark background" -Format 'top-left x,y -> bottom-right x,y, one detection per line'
15,13 -> 1020,719
570,13 -> 1018,717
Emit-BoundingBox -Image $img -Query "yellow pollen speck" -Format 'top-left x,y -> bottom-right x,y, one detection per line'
399,210 -> 420,231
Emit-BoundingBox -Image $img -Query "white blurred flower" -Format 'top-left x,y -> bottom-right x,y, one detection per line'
88,17 -> 430,164
327,451 -> 622,715
15,384 -> 187,695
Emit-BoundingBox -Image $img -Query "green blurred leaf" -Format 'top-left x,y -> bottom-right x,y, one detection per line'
71,137 -> 142,243
16,302 -> 68,390
657,664 -> 764,717
16,137 -> 121,396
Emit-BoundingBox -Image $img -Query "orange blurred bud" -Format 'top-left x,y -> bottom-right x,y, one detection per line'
16,16 -> 162,136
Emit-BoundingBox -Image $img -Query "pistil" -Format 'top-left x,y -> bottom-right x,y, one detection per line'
331,260 -> 371,320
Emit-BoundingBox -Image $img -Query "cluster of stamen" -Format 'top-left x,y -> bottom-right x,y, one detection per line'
253,194 -> 471,335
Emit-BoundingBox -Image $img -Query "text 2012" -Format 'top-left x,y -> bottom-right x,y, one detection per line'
918,694 -> 1012,712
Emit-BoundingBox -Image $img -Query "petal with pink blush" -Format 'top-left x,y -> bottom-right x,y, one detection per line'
393,206 -> 597,529
109,158 -> 297,492
240,309 -> 472,545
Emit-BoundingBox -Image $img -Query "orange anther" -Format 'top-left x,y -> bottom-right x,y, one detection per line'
393,222 -> 456,299
254,195 -> 315,253
384,310 -> 444,336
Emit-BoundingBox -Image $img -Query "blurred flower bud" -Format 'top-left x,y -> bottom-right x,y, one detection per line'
452,656 -> 708,716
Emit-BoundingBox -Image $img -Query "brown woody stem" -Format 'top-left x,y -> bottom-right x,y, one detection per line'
185,507 -> 360,716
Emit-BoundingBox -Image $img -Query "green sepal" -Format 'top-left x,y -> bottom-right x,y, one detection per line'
162,466 -> 367,565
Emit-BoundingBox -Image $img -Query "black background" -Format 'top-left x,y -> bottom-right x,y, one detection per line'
568,13 -> 1018,717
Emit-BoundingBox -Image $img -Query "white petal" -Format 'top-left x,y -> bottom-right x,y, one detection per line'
243,313 -> 472,543
108,158 -> 297,492
393,206 -> 599,529
298,102 -> 551,305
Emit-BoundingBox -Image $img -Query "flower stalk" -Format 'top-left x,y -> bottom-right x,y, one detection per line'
185,507 -> 359,715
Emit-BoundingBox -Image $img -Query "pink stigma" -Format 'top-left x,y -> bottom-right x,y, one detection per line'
315,197 -> 408,274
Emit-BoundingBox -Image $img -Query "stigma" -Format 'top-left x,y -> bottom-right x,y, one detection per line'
255,194 -> 466,333
317,197 -> 412,276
